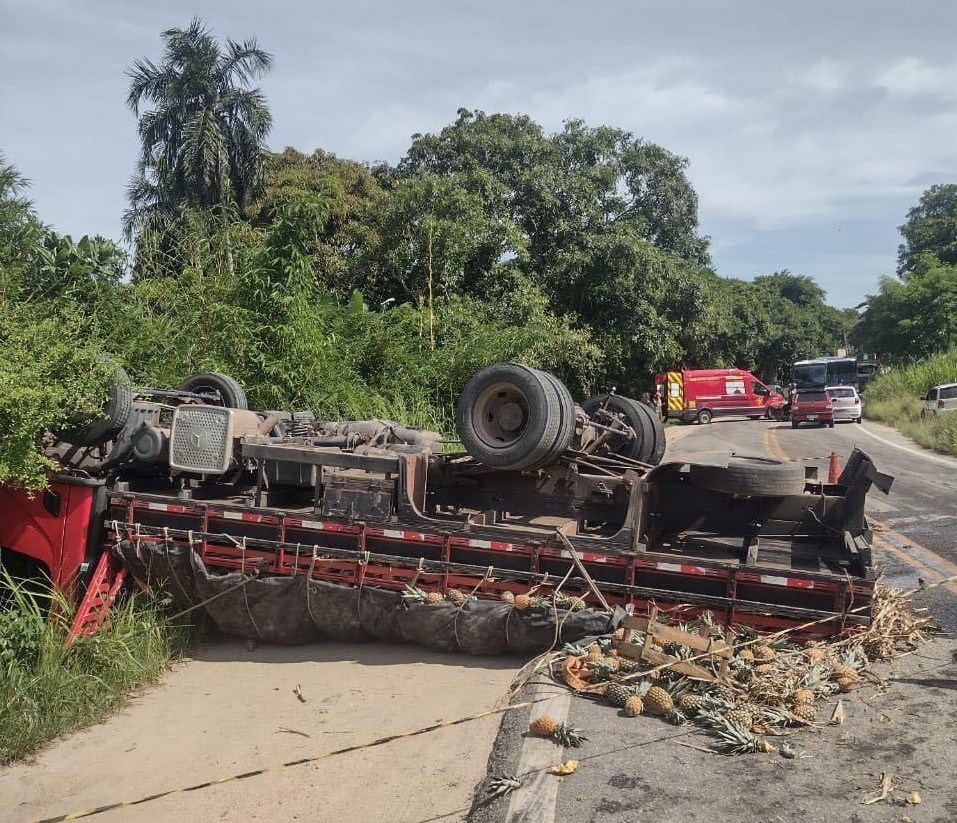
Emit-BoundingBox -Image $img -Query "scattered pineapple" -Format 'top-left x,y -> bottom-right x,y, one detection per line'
791,687 -> 815,706
836,676 -> 857,693
587,657 -> 619,682
753,663 -> 774,676
644,685 -> 675,716
426,591 -> 445,604
623,695 -> 644,717
529,714 -> 559,738
528,715 -> 587,748
585,644 -> 604,663
678,693 -> 710,716
605,682 -> 633,708
696,711 -> 774,755
805,646 -> 826,663
616,656 -> 640,673
736,648 -> 755,662
568,597 -> 586,612
792,703 -> 817,723
499,590 -> 515,605
723,706 -> 755,730
446,589 -> 466,603
753,644 -> 776,661
513,593 -> 532,611
831,664 -> 860,682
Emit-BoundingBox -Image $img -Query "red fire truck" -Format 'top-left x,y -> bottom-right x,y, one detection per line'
0,365 -> 890,649
656,368 -> 786,424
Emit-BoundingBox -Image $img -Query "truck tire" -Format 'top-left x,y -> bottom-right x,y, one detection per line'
791,420 -> 799,428
689,456 -> 806,496
581,395 -> 652,462
697,409 -> 713,425
65,367 -> 134,446
177,372 -> 248,409
632,399 -> 666,465
456,363 -> 573,470
539,371 -> 578,465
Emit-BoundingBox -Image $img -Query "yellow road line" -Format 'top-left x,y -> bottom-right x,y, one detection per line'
767,426 -> 957,595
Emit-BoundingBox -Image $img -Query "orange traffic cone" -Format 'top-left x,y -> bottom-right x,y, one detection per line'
828,451 -> 841,484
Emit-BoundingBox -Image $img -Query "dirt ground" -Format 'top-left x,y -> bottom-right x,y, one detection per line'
0,639 -> 523,823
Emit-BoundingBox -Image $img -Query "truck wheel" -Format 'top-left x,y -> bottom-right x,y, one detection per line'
581,395 -> 662,464
828,421 -> 835,429
456,363 -> 573,470
689,455 -> 806,496
697,409 -> 713,425
539,371 -> 578,465
64,367 -> 134,446
633,399 -> 666,465
791,420 -> 799,429
177,372 -> 248,409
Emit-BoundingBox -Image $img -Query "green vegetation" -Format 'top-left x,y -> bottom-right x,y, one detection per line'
863,350 -> 957,456
0,574 -> 194,763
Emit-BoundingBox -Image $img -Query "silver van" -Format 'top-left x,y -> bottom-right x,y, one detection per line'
922,383 -> 957,418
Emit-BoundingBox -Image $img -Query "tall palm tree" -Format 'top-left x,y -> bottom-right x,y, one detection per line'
123,18 -> 273,240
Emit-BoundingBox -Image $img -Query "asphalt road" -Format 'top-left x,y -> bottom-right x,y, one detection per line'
472,417 -> 957,823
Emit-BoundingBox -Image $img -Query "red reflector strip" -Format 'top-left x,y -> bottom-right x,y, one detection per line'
655,562 -> 708,576
450,537 -> 519,552
145,502 -> 191,514
759,575 -> 814,589
215,510 -> 274,524
560,549 -> 607,564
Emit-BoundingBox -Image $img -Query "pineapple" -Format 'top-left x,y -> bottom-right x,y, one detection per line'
568,597 -> 586,612
513,593 -> 532,611
792,703 -> 817,723
805,646 -> 826,663
736,648 -> 755,662
585,644 -> 604,663
724,706 -> 755,730
831,664 -> 860,682
616,656 -> 640,673
605,682 -> 633,708
446,589 -> 466,603
426,591 -> 444,604
528,714 -> 559,738
587,658 -> 619,682
678,693 -> 710,716
644,685 -> 674,716
753,663 -> 774,676
529,715 -> 587,747
836,676 -> 857,693
791,687 -> 815,706
753,644 -> 776,661
499,590 -> 515,605
623,695 -> 644,717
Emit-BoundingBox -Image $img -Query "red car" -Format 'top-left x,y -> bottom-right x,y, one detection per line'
790,389 -> 835,428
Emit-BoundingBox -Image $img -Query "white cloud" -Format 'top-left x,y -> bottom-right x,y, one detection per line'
797,59 -> 848,94
874,57 -> 957,98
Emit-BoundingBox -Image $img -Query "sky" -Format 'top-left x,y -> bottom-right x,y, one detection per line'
2,0 -> 956,308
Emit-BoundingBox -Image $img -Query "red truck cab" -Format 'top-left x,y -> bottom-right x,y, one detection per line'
790,389 -> 835,428
656,368 -> 786,424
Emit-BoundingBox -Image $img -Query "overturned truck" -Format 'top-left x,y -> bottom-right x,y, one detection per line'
0,363 -> 892,652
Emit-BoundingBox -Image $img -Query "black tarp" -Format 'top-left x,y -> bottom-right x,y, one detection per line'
116,539 -> 618,653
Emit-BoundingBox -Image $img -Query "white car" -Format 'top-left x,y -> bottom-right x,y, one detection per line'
826,386 -> 863,423
922,383 -> 957,418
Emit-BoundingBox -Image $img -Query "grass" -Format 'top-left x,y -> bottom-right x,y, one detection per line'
0,572 -> 194,763
863,349 -> 957,457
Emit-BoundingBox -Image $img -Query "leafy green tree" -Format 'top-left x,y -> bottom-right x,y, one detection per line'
123,18 -> 273,243
897,184 -> 957,276
856,258 -> 957,360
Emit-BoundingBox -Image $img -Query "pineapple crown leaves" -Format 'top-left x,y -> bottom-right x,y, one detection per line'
562,642 -> 590,658
663,708 -> 688,726
487,774 -> 522,798
586,660 -> 618,682
401,585 -> 428,604
597,637 -> 614,652
696,710 -> 771,755
554,723 -> 588,748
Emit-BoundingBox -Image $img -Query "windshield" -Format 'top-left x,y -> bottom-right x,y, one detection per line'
793,363 -> 827,389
